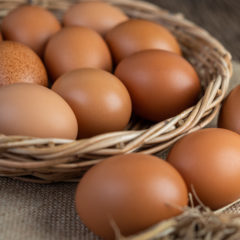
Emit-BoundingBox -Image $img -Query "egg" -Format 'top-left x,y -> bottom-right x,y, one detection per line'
167,128 -> 240,210
76,153 -> 188,240
1,5 -> 61,56
0,41 -> 48,87
218,85 -> 240,134
0,33 -> 2,41
52,68 -> 131,138
105,19 -> 181,63
63,1 -> 128,35
44,27 -> 112,81
0,83 -> 78,139
115,49 -> 200,122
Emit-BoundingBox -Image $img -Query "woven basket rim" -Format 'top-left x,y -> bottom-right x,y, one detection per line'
0,0 -> 232,183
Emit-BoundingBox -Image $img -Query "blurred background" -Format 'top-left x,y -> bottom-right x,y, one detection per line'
147,0 -> 239,61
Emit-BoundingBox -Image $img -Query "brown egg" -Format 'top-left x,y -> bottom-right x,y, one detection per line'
1,5 -> 61,56
218,85 -> 240,133
0,83 -> 78,139
76,153 -> 188,240
0,41 -> 48,87
52,68 -> 131,138
63,1 -> 128,35
0,33 -> 2,41
105,19 -> 181,63
115,49 -> 200,122
44,27 -> 112,81
167,128 -> 240,210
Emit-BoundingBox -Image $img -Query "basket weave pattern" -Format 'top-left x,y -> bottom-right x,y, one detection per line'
0,0 -> 232,183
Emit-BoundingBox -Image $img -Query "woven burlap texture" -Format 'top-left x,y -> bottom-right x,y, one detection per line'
0,62 -> 240,240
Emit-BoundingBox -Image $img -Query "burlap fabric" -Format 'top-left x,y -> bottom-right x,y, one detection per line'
0,178 -> 96,240
0,62 -> 239,240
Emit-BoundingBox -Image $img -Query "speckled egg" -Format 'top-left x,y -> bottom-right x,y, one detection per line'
0,41 -> 48,87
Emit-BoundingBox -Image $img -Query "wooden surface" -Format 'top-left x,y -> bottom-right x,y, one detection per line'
148,0 -> 239,61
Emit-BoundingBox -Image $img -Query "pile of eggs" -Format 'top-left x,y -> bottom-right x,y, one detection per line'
0,1 -> 201,139
1,2 -> 240,240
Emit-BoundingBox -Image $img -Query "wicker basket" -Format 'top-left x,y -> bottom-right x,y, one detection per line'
0,0 -> 232,183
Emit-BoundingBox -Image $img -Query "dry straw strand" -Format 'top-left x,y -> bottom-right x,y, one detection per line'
117,204 -> 240,240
